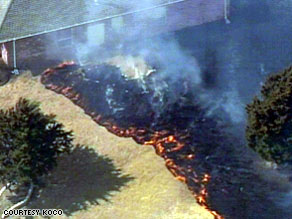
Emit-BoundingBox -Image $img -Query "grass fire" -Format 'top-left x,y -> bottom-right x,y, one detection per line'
2,1 -> 292,218
35,56 -> 292,219
41,60 -> 224,218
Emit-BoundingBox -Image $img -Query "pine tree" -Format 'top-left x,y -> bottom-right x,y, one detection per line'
246,66 -> 292,164
0,98 -> 73,217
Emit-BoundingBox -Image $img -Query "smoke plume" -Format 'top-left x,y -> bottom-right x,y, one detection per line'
60,0 -> 292,217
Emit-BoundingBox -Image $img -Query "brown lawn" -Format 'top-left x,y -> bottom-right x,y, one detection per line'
0,72 -> 213,219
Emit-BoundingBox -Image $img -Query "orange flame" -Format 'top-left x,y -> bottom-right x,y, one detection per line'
140,132 -> 224,218
167,135 -> 176,142
202,174 -> 211,183
186,154 -> 195,160
42,70 -> 224,219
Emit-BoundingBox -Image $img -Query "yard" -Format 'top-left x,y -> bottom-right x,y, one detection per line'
0,72 -> 212,219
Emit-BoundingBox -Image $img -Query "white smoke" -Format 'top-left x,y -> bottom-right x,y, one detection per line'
76,0 -> 292,216
203,84 -> 245,124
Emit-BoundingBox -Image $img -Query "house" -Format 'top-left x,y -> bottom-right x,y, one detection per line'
0,0 -> 230,75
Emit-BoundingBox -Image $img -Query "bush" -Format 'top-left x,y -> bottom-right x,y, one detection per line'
0,98 -> 74,188
246,66 -> 292,164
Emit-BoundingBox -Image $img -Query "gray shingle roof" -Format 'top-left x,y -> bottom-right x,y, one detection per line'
0,0 -> 13,28
0,0 -> 181,43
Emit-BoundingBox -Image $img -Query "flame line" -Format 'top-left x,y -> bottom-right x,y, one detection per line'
41,62 -> 224,219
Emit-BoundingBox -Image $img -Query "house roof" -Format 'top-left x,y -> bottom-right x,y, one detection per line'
0,0 -> 13,29
0,0 -> 186,43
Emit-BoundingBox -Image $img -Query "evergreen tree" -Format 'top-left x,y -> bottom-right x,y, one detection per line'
246,66 -> 292,164
0,98 -> 73,216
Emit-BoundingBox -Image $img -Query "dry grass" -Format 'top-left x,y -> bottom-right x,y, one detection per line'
0,72 -> 213,219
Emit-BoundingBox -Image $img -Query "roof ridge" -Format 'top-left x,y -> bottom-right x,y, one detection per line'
0,0 -> 13,31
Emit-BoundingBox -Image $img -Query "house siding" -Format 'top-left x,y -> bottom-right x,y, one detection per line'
2,0 -> 225,75
121,0 -> 224,38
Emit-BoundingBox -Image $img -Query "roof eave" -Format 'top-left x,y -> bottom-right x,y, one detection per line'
0,0 -> 13,30
0,0 -> 189,44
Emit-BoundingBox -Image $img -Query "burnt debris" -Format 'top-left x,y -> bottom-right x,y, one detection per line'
41,62 -> 291,219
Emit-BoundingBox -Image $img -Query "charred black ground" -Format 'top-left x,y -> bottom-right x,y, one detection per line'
41,62 -> 291,219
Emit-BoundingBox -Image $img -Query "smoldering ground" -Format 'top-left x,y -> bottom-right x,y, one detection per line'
42,0 -> 292,218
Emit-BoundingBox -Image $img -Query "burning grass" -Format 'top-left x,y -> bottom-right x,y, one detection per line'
41,62 -> 225,218
0,72 -> 213,218
39,61 -> 292,219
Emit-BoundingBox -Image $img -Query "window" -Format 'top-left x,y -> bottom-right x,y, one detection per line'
57,29 -> 72,48
111,16 -> 124,32
72,26 -> 88,43
87,23 -> 105,46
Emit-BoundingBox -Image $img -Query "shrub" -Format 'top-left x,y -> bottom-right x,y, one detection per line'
0,98 -> 74,188
246,66 -> 292,164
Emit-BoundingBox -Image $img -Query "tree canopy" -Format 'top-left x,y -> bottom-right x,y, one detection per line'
0,98 -> 74,188
246,66 -> 292,164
